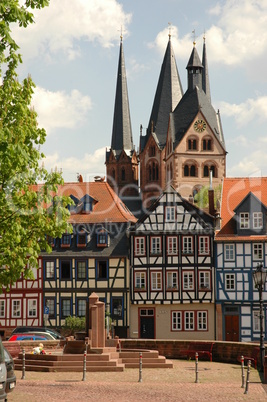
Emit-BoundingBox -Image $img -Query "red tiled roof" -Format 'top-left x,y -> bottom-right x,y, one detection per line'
216,177 -> 267,237
34,181 -> 137,224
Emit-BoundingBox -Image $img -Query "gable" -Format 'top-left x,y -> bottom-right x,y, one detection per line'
134,189 -> 213,233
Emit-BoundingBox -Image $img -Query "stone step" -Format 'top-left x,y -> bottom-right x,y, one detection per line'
120,357 -> 167,364
119,351 -> 160,358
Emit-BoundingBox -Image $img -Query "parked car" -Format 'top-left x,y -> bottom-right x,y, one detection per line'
10,327 -> 64,340
3,347 -> 16,398
8,333 -> 54,341
0,340 -> 7,402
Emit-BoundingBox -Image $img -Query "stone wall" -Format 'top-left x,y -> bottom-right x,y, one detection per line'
120,339 -> 263,367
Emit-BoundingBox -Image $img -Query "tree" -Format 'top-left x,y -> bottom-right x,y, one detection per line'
0,1 -> 72,289
194,185 -> 222,210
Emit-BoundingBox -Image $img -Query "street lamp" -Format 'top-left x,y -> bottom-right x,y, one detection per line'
253,263 -> 267,372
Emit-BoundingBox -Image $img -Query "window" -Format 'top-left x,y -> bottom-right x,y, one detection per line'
46,235 -> 54,247
61,260 -> 71,280
188,138 -> 197,150
61,233 -> 71,247
184,164 -> 197,177
165,206 -> 175,222
135,272 -> 146,290
97,260 -> 108,279
77,299 -> 86,317
253,212 -> 263,229
151,272 -> 162,291
149,146 -> 155,157
199,236 -> 210,255
77,260 -> 87,279
61,299 -> 71,318
12,299 -> 21,318
203,138 -> 212,150
45,261 -> 55,279
121,167 -> 125,181
225,244 -> 234,261
97,231 -> 108,247
77,233 -> 87,247
225,273 -> 235,290
167,271 -> 178,290
112,298 -> 123,318
240,212 -> 250,229
135,237 -> 145,256
197,311 -> 207,330
183,272 -> 194,290
148,162 -> 159,181
253,243 -> 263,260
185,311 -> 194,330
172,311 -> 182,331
183,236 -> 193,254
45,298 -> 55,318
253,310 -> 264,332
151,237 -> 161,255
167,236 -> 178,255
199,271 -> 210,290
0,300 -> 5,318
28,299 -> 37,317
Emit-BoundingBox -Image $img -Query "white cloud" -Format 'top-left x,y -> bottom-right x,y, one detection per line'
152,1 -> 267,67
14,0 -> 132,61
32,86 -> 92,133
42,147 -> 106,182
219,96 -> 267,127
228,148 -> 267,177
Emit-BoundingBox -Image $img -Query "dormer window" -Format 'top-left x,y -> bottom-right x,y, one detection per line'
239,212 -> 249,229
253,212 -> 263,229
46,235 -> 55,248
149,146 -> 156,157
61,233 -> 71,248
97,229 -> 109,247
77,232 -> 87,247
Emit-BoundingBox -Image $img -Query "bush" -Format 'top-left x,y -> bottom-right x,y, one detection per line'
63,316 -> 86,335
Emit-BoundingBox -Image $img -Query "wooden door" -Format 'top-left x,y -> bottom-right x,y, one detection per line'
140,316 -> 155,339
225,315 -> 239,341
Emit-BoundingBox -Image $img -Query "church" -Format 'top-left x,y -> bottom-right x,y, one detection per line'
105,33 -> 227,207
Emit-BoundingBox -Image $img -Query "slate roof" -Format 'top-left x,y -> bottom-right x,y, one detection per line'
216,177 -> 267,237
110,39 -> 134,158
202,40 -> 211,103
170,85 -> 226,150
141,37 -> 183,151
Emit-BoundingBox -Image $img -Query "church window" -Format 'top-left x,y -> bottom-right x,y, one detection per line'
121,167 -> 125,181
188,138 -> 197,150
184,165 -> 189,176
202,138 -> 212,150
184,163 -> 197,177
112,169 -> 115,179
203,165 -> 209,177
149,146 -> 155,157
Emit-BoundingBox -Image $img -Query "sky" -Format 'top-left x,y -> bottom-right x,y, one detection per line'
12,0 -> 267,183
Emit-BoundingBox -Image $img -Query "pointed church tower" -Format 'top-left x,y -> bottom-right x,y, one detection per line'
202,36 -> 211,102
165,39 -> 227,199
106,36 -> 138,197
139,33 -> 183,205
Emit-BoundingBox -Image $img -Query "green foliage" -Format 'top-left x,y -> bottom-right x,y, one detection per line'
63,316 -> 86,335
194,185 -> 222,210
0,1 -> 72,290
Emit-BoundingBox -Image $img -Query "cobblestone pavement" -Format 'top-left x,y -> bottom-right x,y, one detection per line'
7,360 -> 267,402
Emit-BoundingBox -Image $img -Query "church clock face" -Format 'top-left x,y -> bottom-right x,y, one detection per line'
194,119 -> 206,133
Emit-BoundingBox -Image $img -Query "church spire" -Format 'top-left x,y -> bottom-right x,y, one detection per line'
145,35 -> 183,149
186,42 -> 203,91
202,35 -> 211,102
111,37 -> 133,154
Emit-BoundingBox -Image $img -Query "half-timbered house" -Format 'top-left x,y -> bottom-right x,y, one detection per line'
215,177 -> 267,342
127,186 -> 215,340
41,178 -> 136,338
0,261 -> 43,338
